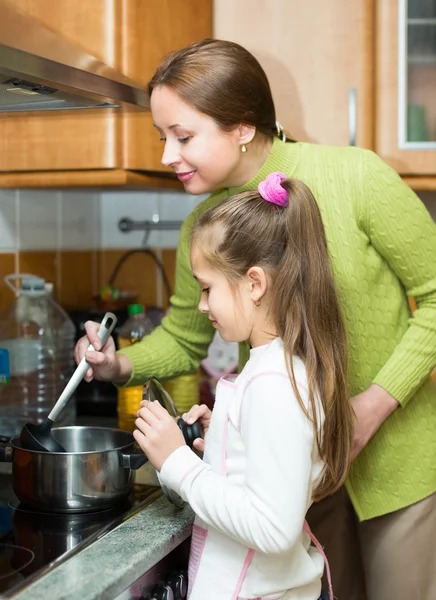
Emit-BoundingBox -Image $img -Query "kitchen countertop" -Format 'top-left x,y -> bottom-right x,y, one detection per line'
2,416 -> 195,600
9,494 -> 194,600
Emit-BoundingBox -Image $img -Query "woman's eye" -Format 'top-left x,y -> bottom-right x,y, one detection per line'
178,136 -> 191,144
159,137 -> 166,142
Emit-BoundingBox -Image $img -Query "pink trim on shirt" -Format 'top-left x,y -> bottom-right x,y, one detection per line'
231,548 -> 255,600
178,463 -> 202,491
221,413 -> 229,476
238,592 -> 287,600
188,524 -> 208,598
304,520 -> 333,600
220,374 -> 239,386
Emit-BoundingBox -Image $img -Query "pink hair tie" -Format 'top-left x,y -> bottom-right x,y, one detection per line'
258,172 -> 288,207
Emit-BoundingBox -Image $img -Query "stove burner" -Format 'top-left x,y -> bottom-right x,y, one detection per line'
0,543 -> 34,583
7,498 -> 127,518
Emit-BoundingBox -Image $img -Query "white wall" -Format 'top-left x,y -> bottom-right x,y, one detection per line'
0,187 -> 435,253
0,189 -> 204,252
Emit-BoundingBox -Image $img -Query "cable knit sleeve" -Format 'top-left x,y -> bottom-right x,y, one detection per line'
117,193 -> 228,396
362,150 -> 436,405
159,373 -> 316,554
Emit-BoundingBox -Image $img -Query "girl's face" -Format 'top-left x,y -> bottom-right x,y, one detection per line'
150,85 -> 244,195
190,244 -> 256,343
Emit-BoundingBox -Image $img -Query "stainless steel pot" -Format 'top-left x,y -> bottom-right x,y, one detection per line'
0,426 -> 148,513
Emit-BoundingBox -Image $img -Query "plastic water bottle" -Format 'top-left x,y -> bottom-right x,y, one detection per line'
117,304 -> 154,432
0,274 -> 76,438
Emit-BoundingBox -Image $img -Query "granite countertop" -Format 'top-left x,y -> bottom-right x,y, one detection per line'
10,494 -> 194,600
1,416 -> 195,600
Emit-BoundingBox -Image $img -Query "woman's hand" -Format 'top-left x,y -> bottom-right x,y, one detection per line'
351,384 -> 399,460
74,320 -> 132,383
134,400 -> 186,471
182,404 -> 212,452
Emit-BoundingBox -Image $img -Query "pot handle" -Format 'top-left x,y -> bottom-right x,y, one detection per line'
119,452 -> 148,470
0,444 -> 13,462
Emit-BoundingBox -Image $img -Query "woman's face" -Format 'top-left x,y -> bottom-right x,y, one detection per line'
150,85 -> 244,195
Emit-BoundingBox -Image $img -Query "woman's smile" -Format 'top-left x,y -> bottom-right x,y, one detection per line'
176,170 -> 196,182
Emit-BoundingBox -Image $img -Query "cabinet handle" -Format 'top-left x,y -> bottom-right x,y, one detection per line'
348,87 -> 357,146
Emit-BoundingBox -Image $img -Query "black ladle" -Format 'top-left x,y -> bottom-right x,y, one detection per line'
20,312 -> 117,453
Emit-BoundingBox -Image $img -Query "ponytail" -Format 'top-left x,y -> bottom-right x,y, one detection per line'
274,179 -> 352,500
191,178 -> 353,500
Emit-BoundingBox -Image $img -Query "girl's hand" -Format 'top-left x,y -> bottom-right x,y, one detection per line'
182,404 -> 212,452
74,320 -> 132,383
351,384 -> 399,460
134,400 -> 186,471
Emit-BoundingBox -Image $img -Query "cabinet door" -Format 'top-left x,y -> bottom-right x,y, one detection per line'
214,0 -> 374,148
0,0 -> 212,174
0,0 -> 119,172
376,0 -> 436,174
120,0 -> 213,172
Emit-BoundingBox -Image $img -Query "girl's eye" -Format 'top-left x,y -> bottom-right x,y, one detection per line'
202,288 -> 210,295
178,136 -> 191,144
159,137 -> 166,142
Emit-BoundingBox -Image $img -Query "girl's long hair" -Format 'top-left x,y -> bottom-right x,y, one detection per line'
191,180 -> 353,500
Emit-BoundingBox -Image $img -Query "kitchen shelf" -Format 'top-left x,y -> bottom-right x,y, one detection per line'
0,170 -> 184,190
407,18 -> 436,25
402,176 -> 436,191
0,169 -> 434,192
408,55 -> 436,65
408,18 -> 436,25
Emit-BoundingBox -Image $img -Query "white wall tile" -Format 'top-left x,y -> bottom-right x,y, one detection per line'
158,192 -> 206,248
99,190 -> 206,250
100,191 -> 160,248
18,190 -> 59,250
0,190 -> 18,251
60,191 -> 100,249
99,190 -> 205,249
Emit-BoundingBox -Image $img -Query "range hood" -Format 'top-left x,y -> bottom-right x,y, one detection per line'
0,2 -> 149,112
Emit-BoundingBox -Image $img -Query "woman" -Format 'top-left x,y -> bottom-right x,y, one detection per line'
75,39 -> 436,600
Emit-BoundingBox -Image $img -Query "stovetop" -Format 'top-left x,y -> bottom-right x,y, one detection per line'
0,471 -> 160,597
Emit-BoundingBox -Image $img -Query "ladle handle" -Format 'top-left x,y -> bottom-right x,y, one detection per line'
48,312 -> 117,422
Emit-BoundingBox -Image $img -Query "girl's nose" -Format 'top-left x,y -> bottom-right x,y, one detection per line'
198,296 -> 209,314
161,141 -> 180,168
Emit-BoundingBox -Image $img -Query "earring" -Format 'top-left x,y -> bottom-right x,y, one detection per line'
254,299 -> 261,307
241,144 -> 247,153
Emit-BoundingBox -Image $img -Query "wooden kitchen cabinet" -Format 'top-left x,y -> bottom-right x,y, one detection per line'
0,0 -> 212,183
214,0 -> 436,184
213,0 -> 374,149
376,0 -> 436,175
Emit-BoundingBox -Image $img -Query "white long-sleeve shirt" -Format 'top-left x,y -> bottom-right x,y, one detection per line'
160,338 -> 325,599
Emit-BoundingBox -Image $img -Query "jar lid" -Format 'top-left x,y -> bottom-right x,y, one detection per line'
22,276 -> 45,291
127,304 -> 144,315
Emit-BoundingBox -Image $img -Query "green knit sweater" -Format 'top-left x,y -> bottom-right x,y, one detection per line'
120,138 -> 436,521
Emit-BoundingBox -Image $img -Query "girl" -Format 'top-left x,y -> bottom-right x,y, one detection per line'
76,39 -> 436,600
134,172 -> 354,600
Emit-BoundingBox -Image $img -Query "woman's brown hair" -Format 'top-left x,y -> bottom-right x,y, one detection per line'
148,38 -> 293,142
191,180 -> 353,501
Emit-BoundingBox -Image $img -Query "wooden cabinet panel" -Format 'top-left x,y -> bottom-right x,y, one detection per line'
376,0 -> 436,174
0,110 -> 119,171
8,0 -> 118,67
0,0 -> 212,177
214,0 -> 374,148
121,0 -> 212,171
119,0 -> 212,86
